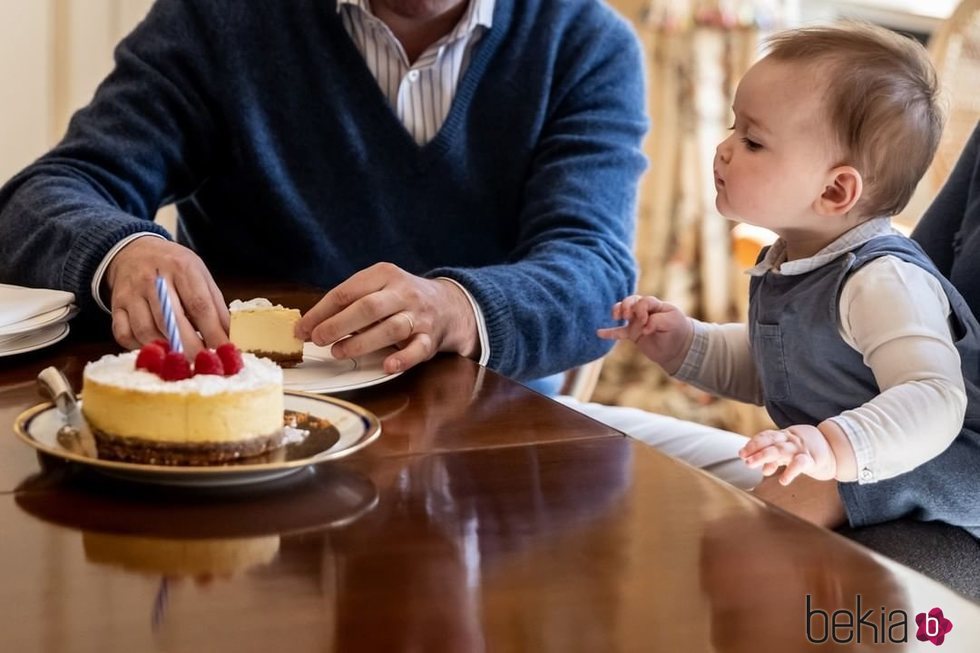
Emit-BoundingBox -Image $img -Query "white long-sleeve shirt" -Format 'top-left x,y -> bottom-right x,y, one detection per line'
676,218 -> 967,484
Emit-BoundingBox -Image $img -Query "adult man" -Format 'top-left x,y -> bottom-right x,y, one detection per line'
0,0 -> 646,383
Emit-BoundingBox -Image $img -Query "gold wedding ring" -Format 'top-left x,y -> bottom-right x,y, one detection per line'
398,312 -> 415,336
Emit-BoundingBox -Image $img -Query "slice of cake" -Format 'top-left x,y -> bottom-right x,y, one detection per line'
81,342 -> 284,466
229,298 -> 304,367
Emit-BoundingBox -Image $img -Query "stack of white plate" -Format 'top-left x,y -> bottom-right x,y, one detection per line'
0,284 -> 76,357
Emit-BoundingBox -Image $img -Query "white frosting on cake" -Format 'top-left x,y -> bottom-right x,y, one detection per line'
229,298 -> 287,312
83,351 -> 282,395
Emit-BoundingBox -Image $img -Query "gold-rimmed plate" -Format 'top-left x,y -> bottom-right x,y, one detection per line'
13,391 -> 381,487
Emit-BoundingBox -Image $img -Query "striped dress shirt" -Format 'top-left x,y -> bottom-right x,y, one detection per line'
337,0 -> 495,145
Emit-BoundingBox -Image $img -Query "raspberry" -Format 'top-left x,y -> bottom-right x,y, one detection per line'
151,338 -> 171,352
135,343 -> 167,375
194,350 -> 225,376
160,351 -> 192,381
216,343 -> 244,375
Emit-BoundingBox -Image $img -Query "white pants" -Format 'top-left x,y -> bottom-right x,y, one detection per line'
556,397 -> 763,490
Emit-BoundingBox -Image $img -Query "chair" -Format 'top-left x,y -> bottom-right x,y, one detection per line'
925,0 -> 980,189
839,521 -> 980,600
897,0 -> 980,227
560,358 -> 605,402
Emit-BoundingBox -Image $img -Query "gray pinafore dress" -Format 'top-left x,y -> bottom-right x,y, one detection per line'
749,234 -> 980,536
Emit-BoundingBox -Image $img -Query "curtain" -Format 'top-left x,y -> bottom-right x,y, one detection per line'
598,0 -> 791,434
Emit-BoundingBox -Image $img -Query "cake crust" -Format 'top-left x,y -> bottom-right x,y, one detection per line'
92,428 -> 285,466
249,349 -> 304,367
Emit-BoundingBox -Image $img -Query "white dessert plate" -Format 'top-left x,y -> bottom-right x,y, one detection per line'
0,305 -> 74,337
282,343 -> 403,394
0,323 -> 70,357
12,391 -> 381,487
0,283 -> 74,328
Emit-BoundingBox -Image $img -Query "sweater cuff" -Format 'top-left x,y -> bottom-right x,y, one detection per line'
62,212 -> 171,309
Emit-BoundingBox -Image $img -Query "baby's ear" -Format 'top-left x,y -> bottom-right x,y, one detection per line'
814,166 -> 862,217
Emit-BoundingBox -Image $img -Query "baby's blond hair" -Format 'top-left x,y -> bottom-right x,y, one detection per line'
765,23 -> 944,218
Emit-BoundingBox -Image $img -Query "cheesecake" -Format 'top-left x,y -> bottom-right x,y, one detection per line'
81,344 -> 284,465
229,298 -> 304,367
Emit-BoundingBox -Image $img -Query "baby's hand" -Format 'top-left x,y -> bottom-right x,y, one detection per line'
596,295 -> 660,341
738,424 -> 837,485
596,295 -> 693,374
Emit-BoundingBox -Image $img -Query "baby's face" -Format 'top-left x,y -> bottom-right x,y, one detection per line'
713,58 -> 840,235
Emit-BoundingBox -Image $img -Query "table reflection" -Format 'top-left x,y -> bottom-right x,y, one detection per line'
83,533 -> 281,578
307,439 -> 634,651
15,460 -> 378,539
700,511 -> 910,652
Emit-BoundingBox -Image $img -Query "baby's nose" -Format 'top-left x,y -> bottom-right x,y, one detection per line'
716,143 -> 731,164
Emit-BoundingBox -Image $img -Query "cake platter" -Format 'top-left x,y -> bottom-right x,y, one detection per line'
12,391 -> 381,487
282,343 -> 403,393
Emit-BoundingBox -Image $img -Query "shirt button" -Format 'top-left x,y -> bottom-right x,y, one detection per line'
860,469 -> 873,481
408,70 -> 420,82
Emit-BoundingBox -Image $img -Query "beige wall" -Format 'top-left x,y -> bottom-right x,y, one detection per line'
0,0 -> 154,182
0,1 -> 52,182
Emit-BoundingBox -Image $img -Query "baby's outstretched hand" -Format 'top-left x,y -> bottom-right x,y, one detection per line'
596,295 -> 693,374
738,425 -> 837,485
597,295 -> 659,341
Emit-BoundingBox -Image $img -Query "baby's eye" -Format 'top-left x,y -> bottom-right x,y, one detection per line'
741,138 -> 762,152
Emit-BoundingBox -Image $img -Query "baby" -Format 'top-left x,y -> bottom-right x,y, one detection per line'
600,24 -> 980,534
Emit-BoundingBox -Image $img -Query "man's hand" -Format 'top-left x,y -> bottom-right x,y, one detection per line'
106,237 -> 229,356
596,295 -> 694,374
295,263 -> 477,374
738,424 -> 838,485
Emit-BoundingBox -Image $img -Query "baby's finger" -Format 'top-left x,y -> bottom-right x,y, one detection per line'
635,296 -> 665,316
619,295 -> 642,318
761,462 -> 780,476
779,453 -> 814,485
597,326 -> 631,340
611,302 -> 625,321
626,299 -> 652,322
739,430 -> 787,458
742,445 -> 779,468
743,442 -> 796,468
626,316 -> 647,341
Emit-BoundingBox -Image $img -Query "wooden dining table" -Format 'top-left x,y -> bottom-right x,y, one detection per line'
0,283 -> 977,652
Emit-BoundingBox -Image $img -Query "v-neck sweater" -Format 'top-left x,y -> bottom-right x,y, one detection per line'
0,0 -> 647,380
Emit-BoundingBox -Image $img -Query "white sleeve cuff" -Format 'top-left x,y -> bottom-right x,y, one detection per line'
828,414 -> 877,484
674,319 -> 708,382
90,232 -> 169,313
436,276 -> 490,366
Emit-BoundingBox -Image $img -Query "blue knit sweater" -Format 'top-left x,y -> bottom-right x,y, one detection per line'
0,0 -> 647,380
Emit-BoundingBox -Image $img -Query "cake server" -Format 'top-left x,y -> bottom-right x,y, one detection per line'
37,366 -> 98,458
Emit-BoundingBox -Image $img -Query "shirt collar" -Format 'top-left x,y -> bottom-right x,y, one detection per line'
336,1 -> 495,33
746,217 -> 898,277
